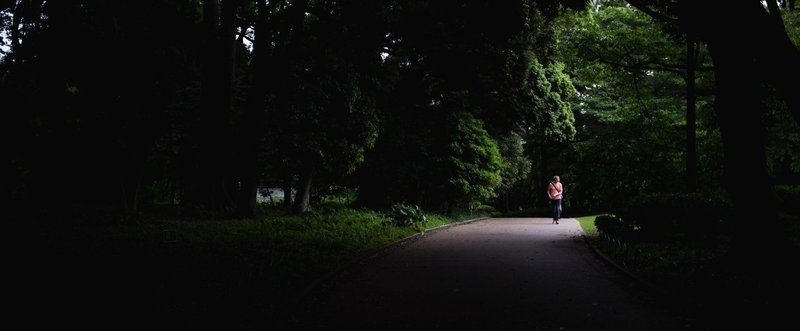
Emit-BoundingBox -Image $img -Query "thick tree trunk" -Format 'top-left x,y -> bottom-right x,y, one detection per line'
701,0 -> 798,253
218,0 -> 239,214
183,0 -> 239,216
707,42 -> 775,248
764,0 -> 800,124
236,0 -> 272,218
693,1 -> 798,327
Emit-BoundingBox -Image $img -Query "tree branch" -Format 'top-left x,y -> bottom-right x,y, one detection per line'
624,0 -> 679,24
582,46 -> 685,76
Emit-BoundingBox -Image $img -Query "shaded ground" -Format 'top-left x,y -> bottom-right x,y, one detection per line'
290,218 -> 697,331
10,216 -> 793,330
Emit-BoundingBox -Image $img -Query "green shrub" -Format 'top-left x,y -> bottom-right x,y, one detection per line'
474,204 -> 498,215
386,203 -> 428,228
618,192 -> 731,239
594,214 -> 635,238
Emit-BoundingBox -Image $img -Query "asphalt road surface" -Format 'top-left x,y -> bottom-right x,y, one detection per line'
294,217 -> 695,331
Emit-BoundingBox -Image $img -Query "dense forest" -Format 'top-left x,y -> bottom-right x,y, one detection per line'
5,0 -> 797,225
5,0 -> 800,242
4,0 -> 799,329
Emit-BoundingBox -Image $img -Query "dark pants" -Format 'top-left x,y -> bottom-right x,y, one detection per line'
552,199 -> 562,220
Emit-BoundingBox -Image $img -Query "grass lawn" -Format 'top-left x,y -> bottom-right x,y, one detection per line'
10,204 -> 489,329
575,214 -> 599,237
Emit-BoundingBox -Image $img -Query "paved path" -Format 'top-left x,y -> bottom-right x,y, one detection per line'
295,218 -> 693,330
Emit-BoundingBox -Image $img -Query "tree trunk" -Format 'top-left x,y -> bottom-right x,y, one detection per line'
236,175 -> 258,218
9,1 -> 23,64
707,41 -> 775,245
183,0 -> 239,216
236,0 -> 272,218
537,142 -> 549,209
293,170 -> 313,213
282,174 -> 293,207
119,168 -> 143,214
685,36 -> 697,192
695,2 -> 797,326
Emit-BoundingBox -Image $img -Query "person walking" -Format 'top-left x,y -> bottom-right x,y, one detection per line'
547,176 -> 563,224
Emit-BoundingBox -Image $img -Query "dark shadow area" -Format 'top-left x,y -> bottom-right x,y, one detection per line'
291,218 -> 694,331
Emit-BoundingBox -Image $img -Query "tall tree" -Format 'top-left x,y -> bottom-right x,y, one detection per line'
625,0 -> 800,245
261,0 -> 385,213
525,60 -> 577,208
625,0 -> 800,326
5,1 -> 205,220
557,2 -> 716,194
235,0 -> 292,217
554,2 -> 721,210
356,0 -> 584,211
180,0 -> 242,215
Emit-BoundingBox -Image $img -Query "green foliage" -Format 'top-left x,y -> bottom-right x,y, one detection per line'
131,206 -> 471,302
474,204 -> 500,216
764,92 -> 800,178
496,131 -> 531,195
591,235 -> 731,298
357,1 -> 580,212
785,5 -> 800,47
267,19 -> 382,180
439,112 -> 503,207
565,118 -> 686,210
594,214 -> 635,238
39,205 -> 470,327
526,59 -> 577,142
517,58 -> 578,210
575,214 -> 600,237
543,61 -> 578,141
552,0 -> 723,211
386,203 -> 429,229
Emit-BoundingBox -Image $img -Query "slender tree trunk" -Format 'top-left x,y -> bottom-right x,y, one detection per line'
9,0 -> 24,64
537,142 -> 549,209
218,0 -> 239,214
282,174 -> 294,207
685,36 -> 697,192
120,169 -> 143,212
